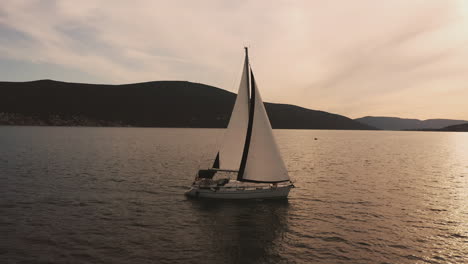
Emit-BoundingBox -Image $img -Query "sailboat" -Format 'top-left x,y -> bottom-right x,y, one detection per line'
185,48 -> 294,199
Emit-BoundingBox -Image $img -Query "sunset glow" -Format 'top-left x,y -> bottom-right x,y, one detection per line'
0,0 -> 467,119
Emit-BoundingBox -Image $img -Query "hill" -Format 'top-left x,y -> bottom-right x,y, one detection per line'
355,116 -> 468,130
440,123 -> 468,132
0,80 -> 375,130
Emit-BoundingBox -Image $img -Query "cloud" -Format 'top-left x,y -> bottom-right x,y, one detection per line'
0,0 -> 467,119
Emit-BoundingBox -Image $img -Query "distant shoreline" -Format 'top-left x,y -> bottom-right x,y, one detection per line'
1,80 -> 466,132
0,124 -> 373,130
1,123 -> 467,132
1,112 -> 467,132
0,80 -> 375,130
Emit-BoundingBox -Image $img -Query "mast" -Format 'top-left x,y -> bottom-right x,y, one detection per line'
235,47 -> 290,183
237,48 -> 255,181
245,47 -> 250,104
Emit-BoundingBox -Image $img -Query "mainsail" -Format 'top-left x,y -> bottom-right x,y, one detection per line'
238,73 -> 289,182
216,48 -> 290,183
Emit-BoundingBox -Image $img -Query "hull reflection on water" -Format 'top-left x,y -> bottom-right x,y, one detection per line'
188,199 -> 291,263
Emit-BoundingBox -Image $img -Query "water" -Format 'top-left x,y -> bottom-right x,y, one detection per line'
1,127 -> 467,264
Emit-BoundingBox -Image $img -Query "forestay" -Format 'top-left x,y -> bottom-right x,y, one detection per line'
218,54 -> 250,170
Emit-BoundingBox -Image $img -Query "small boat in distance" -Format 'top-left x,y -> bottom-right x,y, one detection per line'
185,48 -> 294,199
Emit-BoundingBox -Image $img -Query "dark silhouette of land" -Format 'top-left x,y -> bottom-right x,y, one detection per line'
0,80 -> 375,130
355,116 -> 468,131
440,123 -> 468,132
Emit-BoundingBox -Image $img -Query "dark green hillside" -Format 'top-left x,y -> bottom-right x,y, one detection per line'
440,123 -> 468,132
0,80 -> 375,130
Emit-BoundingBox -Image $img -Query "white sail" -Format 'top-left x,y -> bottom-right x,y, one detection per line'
241,78 -> 290,182
186,48 -> 293,199
218,55 -> 250,170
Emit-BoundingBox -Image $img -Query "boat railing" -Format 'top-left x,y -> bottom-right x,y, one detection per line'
198,183 -> 290,191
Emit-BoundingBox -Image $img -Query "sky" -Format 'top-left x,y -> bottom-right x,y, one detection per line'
0,0 -> 467,120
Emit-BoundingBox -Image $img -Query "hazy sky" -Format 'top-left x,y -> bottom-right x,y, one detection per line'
1,0 -> 467,119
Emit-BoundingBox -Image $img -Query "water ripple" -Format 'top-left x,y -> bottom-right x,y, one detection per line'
1,127 -> 467,264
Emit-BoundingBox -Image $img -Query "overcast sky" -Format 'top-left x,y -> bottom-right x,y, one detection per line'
1,0 -> 467,119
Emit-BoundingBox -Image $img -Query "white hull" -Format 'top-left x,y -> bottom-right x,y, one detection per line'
185,184 -> 293,200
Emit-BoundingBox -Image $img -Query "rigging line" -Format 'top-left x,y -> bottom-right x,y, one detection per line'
209,137 -> 221,169
195,143 -> 205,171
198,51 -> 245,170
196,130 -> 218,171
212,50 -> 248,168
228,52 -> 245,93
198,134 -> 218,171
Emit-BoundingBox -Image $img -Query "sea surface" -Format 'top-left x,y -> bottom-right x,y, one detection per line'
1,127 -> 467,264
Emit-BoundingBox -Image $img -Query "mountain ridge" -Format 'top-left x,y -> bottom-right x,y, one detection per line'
355,116 -> 468,130
0,79 -> 375,130
440,123 -> 468,132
